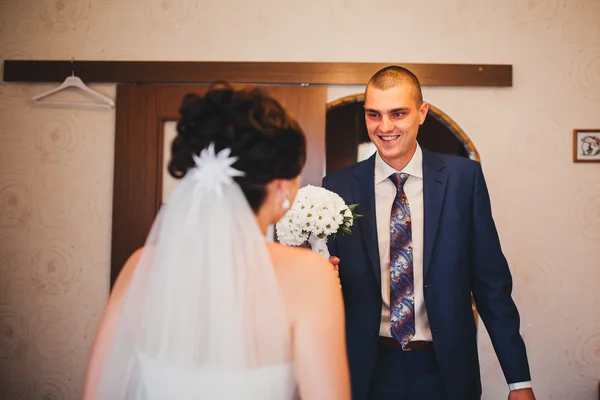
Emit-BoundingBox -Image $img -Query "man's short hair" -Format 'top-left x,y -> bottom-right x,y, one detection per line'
366,65 -> 423,104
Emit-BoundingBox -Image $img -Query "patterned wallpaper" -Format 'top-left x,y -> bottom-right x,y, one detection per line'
1,0 -> 599,399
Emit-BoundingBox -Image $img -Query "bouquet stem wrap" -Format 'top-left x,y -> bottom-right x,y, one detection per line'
307,233 -> 330,260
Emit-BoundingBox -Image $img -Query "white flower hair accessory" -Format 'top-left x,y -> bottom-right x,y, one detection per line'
190,143 -> 244,196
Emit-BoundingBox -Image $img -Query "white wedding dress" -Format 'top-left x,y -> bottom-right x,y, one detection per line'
93,146 -> 298,399
137,353 -> 296,399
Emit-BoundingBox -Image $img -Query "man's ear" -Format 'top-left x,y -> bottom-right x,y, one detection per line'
419,102 -> 429,125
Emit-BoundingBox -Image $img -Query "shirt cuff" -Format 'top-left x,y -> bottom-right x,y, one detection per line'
508,381 -> 532,391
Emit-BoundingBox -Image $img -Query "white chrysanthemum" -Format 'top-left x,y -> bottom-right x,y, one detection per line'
275,185 -> 359,246
343,207 -> 354,227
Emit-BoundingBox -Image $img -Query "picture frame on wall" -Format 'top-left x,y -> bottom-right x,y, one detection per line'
573,129 -> 600,163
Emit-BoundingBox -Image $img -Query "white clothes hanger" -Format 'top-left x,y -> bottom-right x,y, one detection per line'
30,59 -> 115,109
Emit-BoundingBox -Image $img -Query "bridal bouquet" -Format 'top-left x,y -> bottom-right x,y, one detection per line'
275,185 -> 361,259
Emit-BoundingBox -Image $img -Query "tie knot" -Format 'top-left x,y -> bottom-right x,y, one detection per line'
389,172 -> 409,188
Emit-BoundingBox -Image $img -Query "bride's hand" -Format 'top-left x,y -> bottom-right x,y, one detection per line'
328,256 -> 341,288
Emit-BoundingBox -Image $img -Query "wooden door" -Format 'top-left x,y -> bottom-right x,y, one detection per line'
110,84 -> 326,286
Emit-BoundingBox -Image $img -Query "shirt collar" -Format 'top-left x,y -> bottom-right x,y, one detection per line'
374,143 -> 423,184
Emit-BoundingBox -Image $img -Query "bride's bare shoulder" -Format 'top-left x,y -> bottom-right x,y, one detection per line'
266,243 -> 340,327
266,242 -> 331,275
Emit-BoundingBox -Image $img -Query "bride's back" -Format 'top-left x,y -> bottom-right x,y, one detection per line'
133,244 -> 346,400
266,243 -> 348,399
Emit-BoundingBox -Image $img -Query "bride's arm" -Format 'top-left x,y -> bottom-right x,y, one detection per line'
81,248 -> 143,400
292,255 -> 351,400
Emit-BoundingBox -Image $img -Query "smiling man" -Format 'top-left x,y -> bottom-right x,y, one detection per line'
323,66 -> 534,400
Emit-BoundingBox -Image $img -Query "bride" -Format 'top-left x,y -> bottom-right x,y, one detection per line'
82,83 -> 350,399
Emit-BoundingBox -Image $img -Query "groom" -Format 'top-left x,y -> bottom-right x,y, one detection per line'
323,66 -> 534,400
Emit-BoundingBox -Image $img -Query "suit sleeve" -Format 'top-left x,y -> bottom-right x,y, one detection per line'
470,162 -> 531,384
322,176 -> 339,258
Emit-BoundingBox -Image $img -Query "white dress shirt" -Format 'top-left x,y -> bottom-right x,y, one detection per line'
373,145 -> 531,391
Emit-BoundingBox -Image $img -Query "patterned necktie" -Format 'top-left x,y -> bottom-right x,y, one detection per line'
389,172 -> 414,348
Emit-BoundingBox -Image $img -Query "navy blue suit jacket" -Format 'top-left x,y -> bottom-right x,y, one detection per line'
322,149 -> 530,400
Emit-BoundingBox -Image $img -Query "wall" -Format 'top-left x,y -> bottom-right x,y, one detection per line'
1,0 -> 599,398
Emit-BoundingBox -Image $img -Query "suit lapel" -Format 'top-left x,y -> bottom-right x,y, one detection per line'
422,149 -> 448,279
352,155 -> 382,287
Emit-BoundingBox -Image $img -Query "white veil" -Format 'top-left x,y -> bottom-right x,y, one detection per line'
94,145 -> 292,399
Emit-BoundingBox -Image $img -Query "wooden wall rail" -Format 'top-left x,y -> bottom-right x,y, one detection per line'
3,60 -> 512,87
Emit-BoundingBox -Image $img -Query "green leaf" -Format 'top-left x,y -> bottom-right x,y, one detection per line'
348,204 -> 359,211
340,226 -> 352,235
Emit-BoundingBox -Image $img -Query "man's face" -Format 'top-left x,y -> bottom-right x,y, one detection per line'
364,84 -> 428,169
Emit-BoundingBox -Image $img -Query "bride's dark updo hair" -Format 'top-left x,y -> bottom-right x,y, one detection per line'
168,82 -> 307,212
